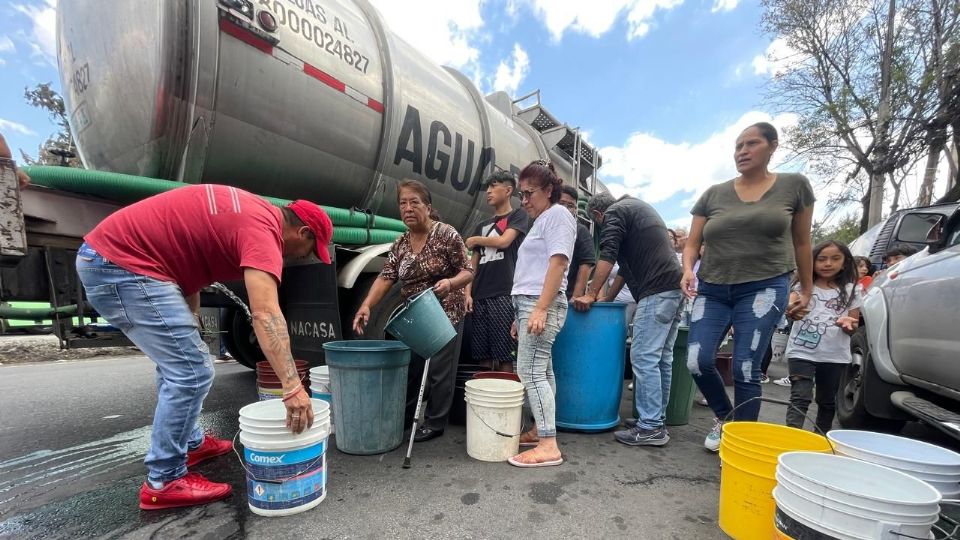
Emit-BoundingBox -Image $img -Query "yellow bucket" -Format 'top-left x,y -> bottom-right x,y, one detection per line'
718,422 -> 831,540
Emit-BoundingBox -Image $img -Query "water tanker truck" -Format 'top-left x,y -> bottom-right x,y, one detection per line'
0,0 -> 602,368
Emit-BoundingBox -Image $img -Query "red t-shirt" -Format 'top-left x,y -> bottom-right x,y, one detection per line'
85,184 -> 284,295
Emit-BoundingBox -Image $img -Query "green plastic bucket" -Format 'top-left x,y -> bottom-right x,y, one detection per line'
385,288 -> 455,358
322,340 -> 411,455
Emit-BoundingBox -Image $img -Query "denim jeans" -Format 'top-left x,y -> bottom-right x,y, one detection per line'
513,293 -> 567,438
76,243 -> 211,483
687,273 -> 790,421
631,289 -> 683,430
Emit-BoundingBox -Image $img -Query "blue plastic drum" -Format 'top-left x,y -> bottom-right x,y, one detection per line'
552,302 -> 627,432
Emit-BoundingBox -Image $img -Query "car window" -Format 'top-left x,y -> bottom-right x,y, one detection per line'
948,227 -> 960,248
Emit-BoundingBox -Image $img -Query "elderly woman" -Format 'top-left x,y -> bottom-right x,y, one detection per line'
352,179 -> 473,442
681,122 -> 814,452
509,161 -> 576,468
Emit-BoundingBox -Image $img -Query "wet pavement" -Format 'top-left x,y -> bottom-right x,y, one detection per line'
0,355 -> 955,539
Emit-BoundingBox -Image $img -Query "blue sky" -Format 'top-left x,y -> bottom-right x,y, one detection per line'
0,0 -> 808,227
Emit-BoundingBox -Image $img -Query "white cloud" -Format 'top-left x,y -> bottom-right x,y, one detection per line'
491,44 -> 530,96
0,35 -> 15,54
13,0 -> 57,66
369,0 -> 483,69
752,37 -> 797,77
525,0 -> 685,41
0,118 -> 38,136
711,0 -> 739,12
599,111 -> 800,205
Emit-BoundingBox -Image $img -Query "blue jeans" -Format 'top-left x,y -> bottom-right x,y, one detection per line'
513,293 -> 567,438
687,273 -> 790,421
76,243 -> 211,483
631,289 -> 683,430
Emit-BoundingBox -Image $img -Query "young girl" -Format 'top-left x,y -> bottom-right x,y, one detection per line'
854,255 -> 874,290
784,240 -> 861,433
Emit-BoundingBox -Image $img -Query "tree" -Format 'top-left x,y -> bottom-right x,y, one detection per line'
760,0 -> 958,229
912,0 -> 960,205
20,83 -> 82,167
812,214 -> 862,245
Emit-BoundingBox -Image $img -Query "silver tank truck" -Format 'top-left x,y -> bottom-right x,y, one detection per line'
56,0 -> 601,232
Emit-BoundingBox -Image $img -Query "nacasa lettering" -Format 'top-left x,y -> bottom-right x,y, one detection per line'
288,320 -> 336,340
393,105 -> 495,195
249,452 -> 286,464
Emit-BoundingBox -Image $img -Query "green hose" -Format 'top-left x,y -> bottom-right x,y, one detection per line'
333,227 -> 402,244
0,304 -> 79,319
22,166 -> 408,236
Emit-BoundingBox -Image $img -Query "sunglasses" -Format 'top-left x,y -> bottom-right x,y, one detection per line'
519,188 -> 543,201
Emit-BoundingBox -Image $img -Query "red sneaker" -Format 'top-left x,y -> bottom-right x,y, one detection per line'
139,472 -> 232,510
186,435 -> 233,468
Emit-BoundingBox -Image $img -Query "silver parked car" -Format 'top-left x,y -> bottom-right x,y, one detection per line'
838,208 -> 960,438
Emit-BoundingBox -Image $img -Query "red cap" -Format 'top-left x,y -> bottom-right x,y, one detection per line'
287,200 -> 333,264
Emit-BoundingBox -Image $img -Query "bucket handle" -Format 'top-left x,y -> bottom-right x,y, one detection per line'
230,430 -> 326,484
721,396 -> 837,454
467,402 -> 522,438
386,287 -> 428,325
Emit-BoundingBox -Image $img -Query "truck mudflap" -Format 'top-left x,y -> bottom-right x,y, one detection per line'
0,158 -> 27,266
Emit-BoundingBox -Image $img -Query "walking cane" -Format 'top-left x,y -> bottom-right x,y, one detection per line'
402,356 -> 431,469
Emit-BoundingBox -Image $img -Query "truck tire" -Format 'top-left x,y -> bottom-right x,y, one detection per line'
836,329 -> 906,432
221,308 -> 263,370
343,275 -> 404,340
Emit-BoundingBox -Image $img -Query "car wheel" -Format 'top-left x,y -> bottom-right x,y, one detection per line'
221,307 -> 263,369
836,329 -> 905,432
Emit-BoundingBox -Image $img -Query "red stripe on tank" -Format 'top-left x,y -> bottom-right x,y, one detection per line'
367,98 -> 384,113
303,64 -> 346,93
218,18 -> 274,55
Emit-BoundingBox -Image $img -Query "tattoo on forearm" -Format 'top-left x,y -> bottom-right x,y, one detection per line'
253,312 -> 299,383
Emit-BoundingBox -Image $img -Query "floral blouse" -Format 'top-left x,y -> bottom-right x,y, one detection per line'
380,221 -> 471,325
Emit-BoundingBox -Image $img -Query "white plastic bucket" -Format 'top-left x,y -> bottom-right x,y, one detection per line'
239,399 -> 331,517
773,452 -> 941,540
464,379 -> 524,463
828,430 -> 960,495
308,365 -> 334,433
257,386 -> 283,401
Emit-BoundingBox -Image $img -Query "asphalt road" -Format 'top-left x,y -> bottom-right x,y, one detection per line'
0,355 -> 954,539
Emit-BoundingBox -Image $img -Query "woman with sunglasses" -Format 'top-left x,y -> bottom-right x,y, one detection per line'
508,161 -> 577,468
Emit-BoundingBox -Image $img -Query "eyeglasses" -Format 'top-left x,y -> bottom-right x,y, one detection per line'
519,188 -> 542,201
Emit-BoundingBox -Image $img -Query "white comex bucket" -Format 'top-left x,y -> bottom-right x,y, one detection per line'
828,430 -> 960,496
309,365 -> 334,433
238,399 -> 332,517
464,379 -> 524,462
773,451 -> 941,540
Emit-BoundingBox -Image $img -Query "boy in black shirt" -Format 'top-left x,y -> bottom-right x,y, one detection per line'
465,171 -> 529,372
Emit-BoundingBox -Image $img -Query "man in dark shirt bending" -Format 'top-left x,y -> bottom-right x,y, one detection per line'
574,192 -> 683,448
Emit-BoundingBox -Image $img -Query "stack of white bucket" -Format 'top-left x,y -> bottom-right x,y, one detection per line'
309,365 -> 333,434
464,378 -> 524,462
772,429 -> 960,539
238,398 -> 331,516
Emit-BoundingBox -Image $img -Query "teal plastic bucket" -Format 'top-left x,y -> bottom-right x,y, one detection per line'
384,288 -> 455,358
322,340 -> 411,455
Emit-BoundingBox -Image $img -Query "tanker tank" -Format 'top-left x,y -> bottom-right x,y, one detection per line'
56,0 -> 601,231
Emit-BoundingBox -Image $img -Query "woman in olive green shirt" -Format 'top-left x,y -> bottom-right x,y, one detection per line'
681,122 -> 814,452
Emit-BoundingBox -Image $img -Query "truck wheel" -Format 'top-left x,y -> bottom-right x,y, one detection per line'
221,308 -> 263,370
343,276 -> 404,340
836,329 -> 905,432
